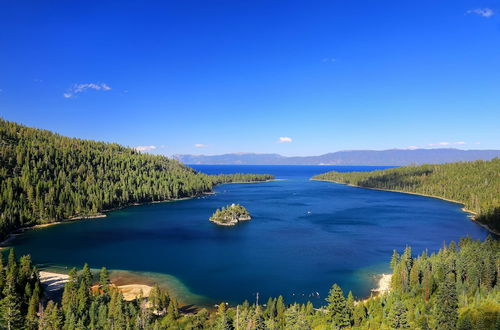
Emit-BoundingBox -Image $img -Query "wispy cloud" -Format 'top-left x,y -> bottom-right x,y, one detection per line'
322,57 -> 337,63
194,144 -> 208,148
277,137 -> 293,143
428,141 -> 466,147
135,145 -> 157,152
466,8 -> 494,18
64,82 -> 111,98
405,146 -> 420,150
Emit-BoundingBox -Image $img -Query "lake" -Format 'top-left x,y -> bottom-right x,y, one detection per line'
7,165 -> 489,306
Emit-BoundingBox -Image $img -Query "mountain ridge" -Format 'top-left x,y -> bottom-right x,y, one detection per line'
174,149 -> 500,165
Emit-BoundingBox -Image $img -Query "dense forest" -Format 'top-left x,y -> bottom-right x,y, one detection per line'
211,174 -> 274,185
312,159 -> 500,233
0,119 -> 273,240
2,237 -> 498,329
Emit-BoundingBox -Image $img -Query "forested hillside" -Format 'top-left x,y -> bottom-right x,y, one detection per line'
211,173 -> 274,184
0,119 -> 273,240
313,159 -> 500,233
2,237 -> 498,329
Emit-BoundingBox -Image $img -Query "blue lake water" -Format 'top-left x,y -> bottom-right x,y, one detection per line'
8,165 -> 489,306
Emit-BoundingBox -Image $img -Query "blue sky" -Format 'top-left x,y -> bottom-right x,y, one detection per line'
1,1 -> 499,156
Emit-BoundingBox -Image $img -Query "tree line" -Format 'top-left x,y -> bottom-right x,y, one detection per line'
312,159 -> 500,233
0,119 -> 273,240
211,174 -> 274,185
1,236 -> 497,329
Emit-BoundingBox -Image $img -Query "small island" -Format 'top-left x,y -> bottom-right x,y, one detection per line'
209,204 -> 251,226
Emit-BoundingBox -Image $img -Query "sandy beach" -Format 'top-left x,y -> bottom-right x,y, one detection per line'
371,273 -> 392,295
39,271 -> 70,293
39,271 -> 153,301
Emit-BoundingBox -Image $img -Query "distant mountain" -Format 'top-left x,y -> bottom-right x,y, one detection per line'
173,149 -> 500,165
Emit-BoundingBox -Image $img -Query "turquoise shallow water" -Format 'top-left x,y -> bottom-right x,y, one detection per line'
8,165 -> 489,306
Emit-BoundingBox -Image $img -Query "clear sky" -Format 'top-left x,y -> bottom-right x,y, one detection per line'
1,1 -> 499,156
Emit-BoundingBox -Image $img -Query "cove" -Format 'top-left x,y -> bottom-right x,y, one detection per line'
7,165 -> 489,306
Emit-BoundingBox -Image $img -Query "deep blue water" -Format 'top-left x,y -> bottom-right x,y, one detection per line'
8,165 -> 489,306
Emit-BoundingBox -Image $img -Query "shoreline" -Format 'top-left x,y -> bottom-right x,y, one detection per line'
39,271 -> 153,301
0,195 -> 202,248
356,273 -> 392,305
217,179 -> 277,184
371,273 -> 391,295
38,269 -> 211,310
1,179 -> 275,248
311,178 -> 499,236
39,268 -> 392,309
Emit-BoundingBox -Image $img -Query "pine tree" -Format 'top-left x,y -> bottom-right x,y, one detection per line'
432,274 -> 458,330
214,302 -> 231,330
167,297 -> 180,320
81,263 -> 93,288
149,284 -> 163,312
253,305 -> 265,330
98,267 -> 110,296
276,295 -> 286,327
25,293 -> 38,330
284,304 -> 300,328
388,300 -> 410,329
390,250 -> 400,271
346,290 -> 355,326
0,292 -> 22,330
76,280 -> 90,321
264,297 -> 276,319
325,283 -> 350,328
353,303 -> 367,327
62,267 -> 78,316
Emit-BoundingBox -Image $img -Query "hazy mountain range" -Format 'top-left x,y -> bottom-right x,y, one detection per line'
173,149 -> 500,166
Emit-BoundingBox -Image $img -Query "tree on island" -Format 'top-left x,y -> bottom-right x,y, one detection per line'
209,204 -> 251,226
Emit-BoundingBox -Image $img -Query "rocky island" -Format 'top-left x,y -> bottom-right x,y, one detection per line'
209,204 -> 251,226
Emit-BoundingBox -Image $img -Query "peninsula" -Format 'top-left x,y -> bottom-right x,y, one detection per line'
312,158 -> 500,234
209,204 -> 251,226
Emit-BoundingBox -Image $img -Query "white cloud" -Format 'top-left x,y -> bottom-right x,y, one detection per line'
135,145 -> 157,152
406,146 -> 420,150
466,8 -> 494,18
194,144 -> 207,148
428,141 -> 466,147
277,137 -> 293,143
64,82 -> 111,98
322,57 -> 337,63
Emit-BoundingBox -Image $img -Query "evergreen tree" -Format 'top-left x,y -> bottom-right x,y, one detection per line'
38,301 -> 62,330
388,300 -> 410,329
98,267 -> 110,296
276,295 -> 286,327
346,290 -> 355,326
432,274 -> 458,330
325,283 -> 350,328
0,292 -> 22,330
81,263 -> 93,289
24,293 -> 38,330
253,305 -> 265,330
214,302 -> 231,330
